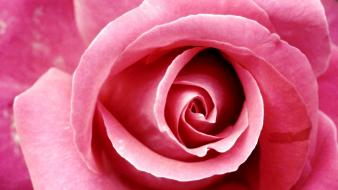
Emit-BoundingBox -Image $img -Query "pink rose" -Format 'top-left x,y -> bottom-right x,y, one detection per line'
1,0 -> 337,189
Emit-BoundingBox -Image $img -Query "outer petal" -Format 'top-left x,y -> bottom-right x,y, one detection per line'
295,112 -> 338,189
253,0 -> 331,75
319,45 -> 338,126
13,69 -> 124,190
0,0 -> 84,188
74,0 -> 143,43
321,0 -> 338,45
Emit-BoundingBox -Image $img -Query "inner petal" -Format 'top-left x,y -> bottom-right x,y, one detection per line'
189,97 -> 206,116
164,49 -> 245,147
165,84 -> 220,147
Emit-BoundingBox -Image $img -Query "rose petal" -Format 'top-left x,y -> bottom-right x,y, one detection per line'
232,53 -> 312,190
14,69 -> 124,189
321,0 -> 338,45
74,0 -> 143,43
166,84 -> 221,147
155,47 -> 210,133
319,45 -> 338,127
294,111 -> 338,189
71,0 -> 273,169
253,0 -> 331,76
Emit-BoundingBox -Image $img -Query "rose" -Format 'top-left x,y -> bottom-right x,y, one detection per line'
0,0 -> 337,189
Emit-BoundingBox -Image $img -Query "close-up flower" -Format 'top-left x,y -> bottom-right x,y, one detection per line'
1,0 -> 337,189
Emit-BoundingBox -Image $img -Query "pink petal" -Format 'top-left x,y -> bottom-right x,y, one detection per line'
71,0 -> 273,169
155,48 -> 208,134
0,0 -> 84,188
253,0 -> 331,76
167,84 -> 221,147
294,111 -> 338,189
234,53 -> 312,189
74,0 -> 143,43
14,69 -> 124,190
319,45 -> 338,127
321,0 -> 338,45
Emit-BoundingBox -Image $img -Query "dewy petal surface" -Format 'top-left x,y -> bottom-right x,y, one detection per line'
14,69 -> 125,190
0,0 -> 84,188
74,0 -> 143,43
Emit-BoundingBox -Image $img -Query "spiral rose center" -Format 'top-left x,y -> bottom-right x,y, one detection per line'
165,49 -> 245,148
189,97 -> 206,115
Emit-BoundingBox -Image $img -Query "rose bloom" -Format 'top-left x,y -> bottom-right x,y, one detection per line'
0,0 -> 337,189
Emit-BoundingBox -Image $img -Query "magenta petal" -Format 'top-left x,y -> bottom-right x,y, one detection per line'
319,45 -> 338,126
253,0 -> 331,75
299,112 -> 338,189
74,0 -> 142,43
321,0 -> 338,45
14,69 -> 124,190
